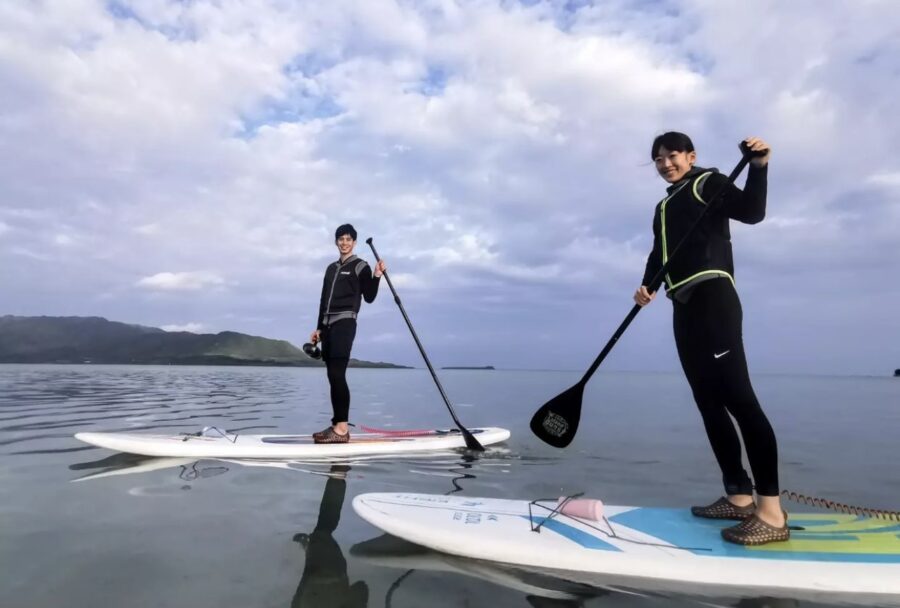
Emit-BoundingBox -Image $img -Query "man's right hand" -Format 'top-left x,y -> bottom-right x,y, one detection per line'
309,329 -> 320,344
633,285 -> 656,307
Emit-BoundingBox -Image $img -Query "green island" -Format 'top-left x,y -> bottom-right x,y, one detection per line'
0,316 -> 408,368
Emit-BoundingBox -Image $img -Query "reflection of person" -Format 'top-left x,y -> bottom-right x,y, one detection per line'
292,465 -> 368,608
525,597 -> 586,608
732,598 -> 799,608
309,224 -> 385,444
635,133 -> 787,546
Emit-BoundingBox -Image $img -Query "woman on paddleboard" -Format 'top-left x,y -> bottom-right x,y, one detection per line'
635,132 -> 788,545
310,224 -> 385,444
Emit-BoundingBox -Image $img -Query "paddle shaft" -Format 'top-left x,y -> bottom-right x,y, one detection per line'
577,150 -> 755,387
366,238 -> 485,451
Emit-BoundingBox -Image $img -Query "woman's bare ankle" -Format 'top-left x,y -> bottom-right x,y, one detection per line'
726,494 -> 755,508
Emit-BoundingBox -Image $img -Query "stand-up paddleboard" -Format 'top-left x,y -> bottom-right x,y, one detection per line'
353,493 -> 900,604
74,427 -> 510,458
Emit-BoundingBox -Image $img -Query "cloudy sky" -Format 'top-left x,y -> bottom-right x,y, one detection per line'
2,0 -> 898,374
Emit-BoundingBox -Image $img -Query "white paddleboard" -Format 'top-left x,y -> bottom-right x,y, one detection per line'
352,492 -> 900,604
74,427 -> 510,458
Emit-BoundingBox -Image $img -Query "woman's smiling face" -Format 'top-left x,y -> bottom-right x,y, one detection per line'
654,145 -> 696,184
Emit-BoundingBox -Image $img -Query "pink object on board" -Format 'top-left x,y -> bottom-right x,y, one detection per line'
557,497 -> 604,521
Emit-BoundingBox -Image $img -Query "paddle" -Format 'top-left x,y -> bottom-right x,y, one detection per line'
530,142 -> 766,447
366,238 -> 485,451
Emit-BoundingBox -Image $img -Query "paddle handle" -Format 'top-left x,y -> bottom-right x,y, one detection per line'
365,238 -> 450,409
366,238 -> 485,451
580,304 -> 642,384
365,239 -> 400,306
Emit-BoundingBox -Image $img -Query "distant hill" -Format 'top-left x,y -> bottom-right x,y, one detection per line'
0,316 -> 407,368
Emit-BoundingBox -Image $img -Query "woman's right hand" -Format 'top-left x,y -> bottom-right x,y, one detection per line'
633,285 -> 656,307
309,329 -> 320,344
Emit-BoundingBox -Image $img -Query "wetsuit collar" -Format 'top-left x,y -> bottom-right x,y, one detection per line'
337,254 -> 358,265
666,166 -> 709,194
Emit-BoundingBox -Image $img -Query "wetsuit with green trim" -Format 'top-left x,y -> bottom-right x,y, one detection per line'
317,255 -> 380,425
641,164 -> 780,497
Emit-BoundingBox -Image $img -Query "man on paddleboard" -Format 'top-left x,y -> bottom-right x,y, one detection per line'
634,133 -> 788,545
310,224 -> 385,444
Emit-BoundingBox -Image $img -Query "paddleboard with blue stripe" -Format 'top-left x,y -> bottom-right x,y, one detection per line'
352,492 -> 900,603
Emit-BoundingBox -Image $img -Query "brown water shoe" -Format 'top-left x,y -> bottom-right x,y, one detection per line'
691,497 -> 756,520
721,511 -> 790,546
313,426 -> 350,444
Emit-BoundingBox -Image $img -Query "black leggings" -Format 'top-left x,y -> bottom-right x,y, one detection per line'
322,320 -> 357,425
325,358 -> 349,424
673,279 -> 780,497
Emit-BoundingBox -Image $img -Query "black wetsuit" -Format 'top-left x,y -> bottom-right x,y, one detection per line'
317,255 -> 380,424
642,165 -> 780,497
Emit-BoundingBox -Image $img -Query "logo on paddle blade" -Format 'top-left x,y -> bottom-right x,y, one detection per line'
542,411 -> 569,437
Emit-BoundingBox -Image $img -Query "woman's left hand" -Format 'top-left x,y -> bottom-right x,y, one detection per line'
743,137 -> 771,167
374,260 -> 386,277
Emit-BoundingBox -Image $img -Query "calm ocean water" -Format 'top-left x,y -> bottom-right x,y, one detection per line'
1,364 -> 897,608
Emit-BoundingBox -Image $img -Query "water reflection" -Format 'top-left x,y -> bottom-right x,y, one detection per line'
66,452 -> 841,607
292,465 -> 369,607
70,453 -> 226,482
353,526 -> 813,608
66,443 -> 520,483
351,534 -> 598,607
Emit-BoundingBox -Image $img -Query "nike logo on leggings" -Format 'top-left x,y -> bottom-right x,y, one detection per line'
714,350 -> 731,359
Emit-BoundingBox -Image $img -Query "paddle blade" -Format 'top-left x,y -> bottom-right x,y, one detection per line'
529,383 -> 583,448
460,427 -> 485,451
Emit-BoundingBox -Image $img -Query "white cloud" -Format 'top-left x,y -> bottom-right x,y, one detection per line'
867,172 -> 900,188
9,246 -> 51,261
161,322 -> 207,333
368,332 -> 401,343
1,1 -> 898,373
134,223 -> 160,235
136,271 -> 226,292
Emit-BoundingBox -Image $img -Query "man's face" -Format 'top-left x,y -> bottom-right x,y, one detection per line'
336,234 -> 355,256
654,146 -> 696,184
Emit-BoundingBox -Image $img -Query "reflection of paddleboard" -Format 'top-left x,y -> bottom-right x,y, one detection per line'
351,533 -> 604,601
74,427 -> 510,458
70,456 -> 196,482
353,493 -> 900,604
